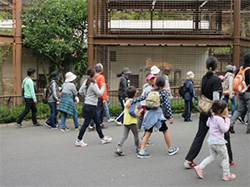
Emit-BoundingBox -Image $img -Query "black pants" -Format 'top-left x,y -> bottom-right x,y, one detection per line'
78,104 -> 104,140
185,113 -> 209,162
17,98 -> 37,124
89,98 -> 104,127
224,131 -> 233,162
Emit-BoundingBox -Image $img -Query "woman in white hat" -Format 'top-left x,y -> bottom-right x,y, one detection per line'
58,72 -> 80,131
182,71 -> 198,122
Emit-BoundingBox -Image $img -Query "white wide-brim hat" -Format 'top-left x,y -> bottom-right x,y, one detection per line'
150,65 -> 160,74
65,72 -> 77,82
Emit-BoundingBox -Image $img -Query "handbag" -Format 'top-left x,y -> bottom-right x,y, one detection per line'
198,95 -> 213,115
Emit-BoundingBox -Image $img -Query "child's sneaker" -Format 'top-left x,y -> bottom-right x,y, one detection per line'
137,151 -> 151,158
75,139 -> 88,147
101,136 -> 112,144
114,147 -> 124,156
223,173 -> 236,181
194,165 -> 204,179
184,160 -> 197,169
61,127 -> 70,132
168,146 -> 179,156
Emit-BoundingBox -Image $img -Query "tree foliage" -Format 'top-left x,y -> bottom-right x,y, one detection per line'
22,0 -> 88,85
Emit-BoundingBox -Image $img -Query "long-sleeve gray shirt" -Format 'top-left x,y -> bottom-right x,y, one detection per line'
79,80 -> 105,106
62,82 -> 77,98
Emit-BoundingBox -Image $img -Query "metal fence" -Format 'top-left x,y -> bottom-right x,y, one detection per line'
94,0 -> 249,37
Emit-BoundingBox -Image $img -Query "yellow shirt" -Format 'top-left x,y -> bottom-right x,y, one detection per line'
123,99 -> 137,125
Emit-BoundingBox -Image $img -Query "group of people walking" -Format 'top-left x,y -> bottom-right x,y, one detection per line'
16,53 -> 250,182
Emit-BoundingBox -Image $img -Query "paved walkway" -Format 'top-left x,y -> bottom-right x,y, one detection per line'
1,114 -> 249,187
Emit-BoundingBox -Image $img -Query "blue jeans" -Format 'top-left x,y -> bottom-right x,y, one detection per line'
46,102 -> 58,127
223,95 -> 236,116
61,107 -> 78,129
104,103 -> 111,119
78,104 -> 104,140
182,100 -> 193,121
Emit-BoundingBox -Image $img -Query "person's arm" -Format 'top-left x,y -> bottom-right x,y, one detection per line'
218,117 -> 230,133
128,102 -> 137,117
28,79 -> 37,101
71,84 -> 78,98
162,91 -> 173,119
99,76 -> 107,101
79,80 -> 87,97
228,76 -> 234,98
120,78 -> 127,98
51,82 -> 59,101
92,83 -> 105,96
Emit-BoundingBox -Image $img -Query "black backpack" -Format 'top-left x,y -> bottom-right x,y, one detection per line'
42,82 -> 53,104
178,85 -> 186,98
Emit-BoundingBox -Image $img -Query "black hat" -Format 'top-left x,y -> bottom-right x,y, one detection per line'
51,71 -> 61,80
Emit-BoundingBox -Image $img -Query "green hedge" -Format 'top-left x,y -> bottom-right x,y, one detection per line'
1,99 -> 231,124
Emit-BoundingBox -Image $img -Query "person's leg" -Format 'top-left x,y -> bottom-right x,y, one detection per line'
30,100 -> 38,125
117,125 -> 130,147
92,107 -> 105,139
60,112 -> 67,129
245,92 -> 250,132
130,124 -> 140,148
198,144 -> 217,169
185,114 -> 209,162
218,145 -> 230,177
187,100 -> 191,121
17,98 -> 33,124
231,95 -> 245,127
182,100 -> 188,120
223,95 -> 229,104
163,130 -> 171,149
224,131 -> 233,163
46,103 -> 53,126
115,99 -> 125,122
104,103 -> 111,120
47,102 -> 57,127
73,107 -> 79,128
78,105 -> 95,140
97,98 -> 104,124
140,131 -> 152,151
230,96 -> 236,116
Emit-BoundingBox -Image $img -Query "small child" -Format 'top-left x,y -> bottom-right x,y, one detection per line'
194,100 -> 236,181
127,77 -> 179,158
115,86 -> 142,156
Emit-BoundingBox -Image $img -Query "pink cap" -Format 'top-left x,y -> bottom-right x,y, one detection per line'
146,74 -> 156,80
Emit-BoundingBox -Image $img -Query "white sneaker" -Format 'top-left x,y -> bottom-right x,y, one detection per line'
75,139 -> 88,147
107,118 -> 115,122
101,136 -> 112,144
115,120 -> 122,125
